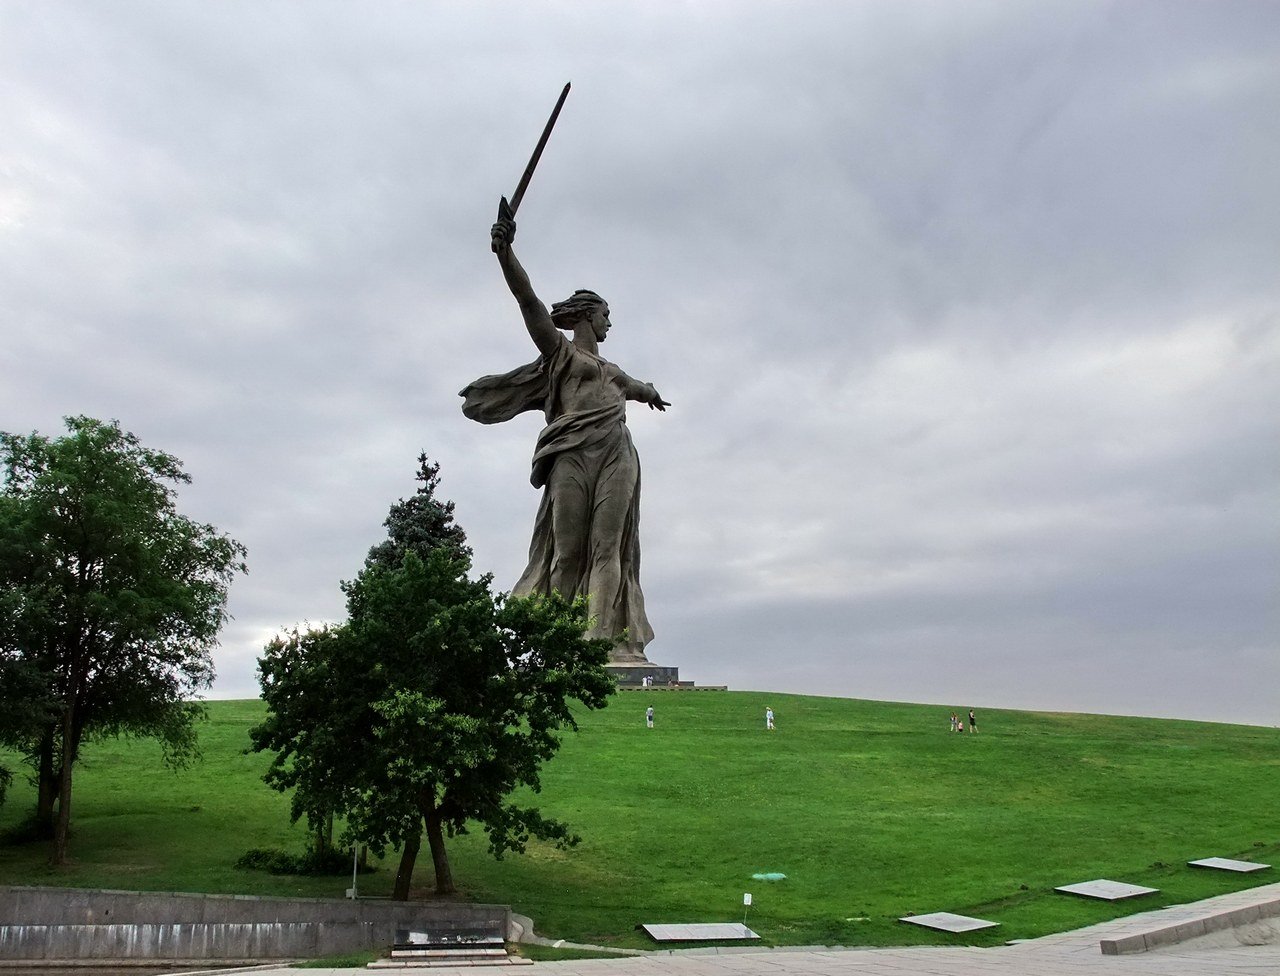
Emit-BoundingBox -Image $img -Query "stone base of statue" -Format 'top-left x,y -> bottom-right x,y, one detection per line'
604,655 -> 727,686
608,663 -> 679,688
607,663 -> 726,691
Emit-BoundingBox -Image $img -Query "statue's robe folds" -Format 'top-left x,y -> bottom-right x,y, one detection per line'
460,335 -> 653,663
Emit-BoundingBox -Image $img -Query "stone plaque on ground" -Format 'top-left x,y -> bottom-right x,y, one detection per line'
1188,857 -> 1270,873
899,912 -> 999,933
640,923 -> 758,942
1055,879 -> 1158,901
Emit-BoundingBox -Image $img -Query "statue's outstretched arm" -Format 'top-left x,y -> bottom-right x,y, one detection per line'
620,371 -> 670,412
492,213 -> 559,359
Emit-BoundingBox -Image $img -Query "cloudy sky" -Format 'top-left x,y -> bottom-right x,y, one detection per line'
3,1 -> 1276,726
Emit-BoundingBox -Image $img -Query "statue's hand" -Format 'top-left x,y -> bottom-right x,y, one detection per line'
491,216 -> 516,254
491,197 -> 517,254
647,386 -> 670,411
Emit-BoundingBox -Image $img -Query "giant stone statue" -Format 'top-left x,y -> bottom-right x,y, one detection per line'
460,216 -> 668,665
460,86 -> 668,666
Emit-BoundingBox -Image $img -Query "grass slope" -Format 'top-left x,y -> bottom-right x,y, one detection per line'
1,693 -> 1276,949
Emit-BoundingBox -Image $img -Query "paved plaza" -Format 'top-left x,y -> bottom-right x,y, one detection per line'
235,882 -> 1280,976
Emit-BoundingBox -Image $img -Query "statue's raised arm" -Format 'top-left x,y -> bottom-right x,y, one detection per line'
491,207 -> 559,359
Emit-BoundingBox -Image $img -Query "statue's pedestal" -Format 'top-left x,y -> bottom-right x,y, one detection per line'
607,662 -> 679,688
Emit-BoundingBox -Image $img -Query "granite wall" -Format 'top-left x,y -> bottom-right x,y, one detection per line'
0,886 -> 510,963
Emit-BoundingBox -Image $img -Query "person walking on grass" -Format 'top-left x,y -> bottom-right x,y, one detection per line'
766,706 -> 775,731
969,708 -> 978,733
646,705 -> 654,729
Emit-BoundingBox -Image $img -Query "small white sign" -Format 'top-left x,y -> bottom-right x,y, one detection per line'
743,893 -> 752,906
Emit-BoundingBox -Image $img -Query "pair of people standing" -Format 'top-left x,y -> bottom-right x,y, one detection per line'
645,706 -> 776,730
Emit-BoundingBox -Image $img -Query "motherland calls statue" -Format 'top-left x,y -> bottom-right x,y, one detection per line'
460,209 -> 668,665
458,86 -> 668,666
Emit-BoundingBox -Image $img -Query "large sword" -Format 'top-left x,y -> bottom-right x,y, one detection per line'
493,82 -> 570,249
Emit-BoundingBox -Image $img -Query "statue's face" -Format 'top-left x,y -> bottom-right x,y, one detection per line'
590,305 -> 612,343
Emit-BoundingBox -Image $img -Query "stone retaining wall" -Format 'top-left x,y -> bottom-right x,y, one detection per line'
0,886 -> 510,963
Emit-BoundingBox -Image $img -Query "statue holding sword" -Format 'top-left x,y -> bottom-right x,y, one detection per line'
460,83 -> 669,665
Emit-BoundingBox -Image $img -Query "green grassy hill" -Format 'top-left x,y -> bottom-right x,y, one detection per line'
2,693 -> 1276,948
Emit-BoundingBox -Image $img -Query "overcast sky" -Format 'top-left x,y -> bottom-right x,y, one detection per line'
3,1 -> 1276,726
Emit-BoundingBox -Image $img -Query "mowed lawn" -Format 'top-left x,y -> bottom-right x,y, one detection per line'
1,693 -> 1276,948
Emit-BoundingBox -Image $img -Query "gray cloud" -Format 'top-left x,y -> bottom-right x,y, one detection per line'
3,0 -> 1276,725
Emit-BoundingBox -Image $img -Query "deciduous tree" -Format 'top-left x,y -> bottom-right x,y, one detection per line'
251,456 -> 613,897
0,416 -> 246,861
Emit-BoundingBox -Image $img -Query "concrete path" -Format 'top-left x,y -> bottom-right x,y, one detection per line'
231,882 -> 1280,976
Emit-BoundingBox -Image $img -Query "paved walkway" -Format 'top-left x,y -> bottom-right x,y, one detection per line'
235,882 -> 1280,976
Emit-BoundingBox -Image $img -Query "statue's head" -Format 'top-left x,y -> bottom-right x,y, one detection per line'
551,290 -> 610,341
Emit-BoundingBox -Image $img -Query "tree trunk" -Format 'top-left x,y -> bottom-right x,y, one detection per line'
51,706 -> 76,865
423,805 -> 455,895
36,731 -> 57,830
313,810 -> 333,856
392,824 -> 422,901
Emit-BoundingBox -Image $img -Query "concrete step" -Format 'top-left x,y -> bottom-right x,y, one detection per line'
369,955 -> 531,968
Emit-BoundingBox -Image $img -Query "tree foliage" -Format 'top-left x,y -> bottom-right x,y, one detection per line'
250,455 -> 614,897
0,416 -> 246,861
364,454 -> 470,570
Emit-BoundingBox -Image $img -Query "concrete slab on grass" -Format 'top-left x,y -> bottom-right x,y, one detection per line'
1056,879 -> 1158,901
640,923 -> 759,942
1188,857 -> 1270,873
899,912 -> 999,933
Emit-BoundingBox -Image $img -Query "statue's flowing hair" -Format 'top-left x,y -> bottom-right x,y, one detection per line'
550,289 -> 606,330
